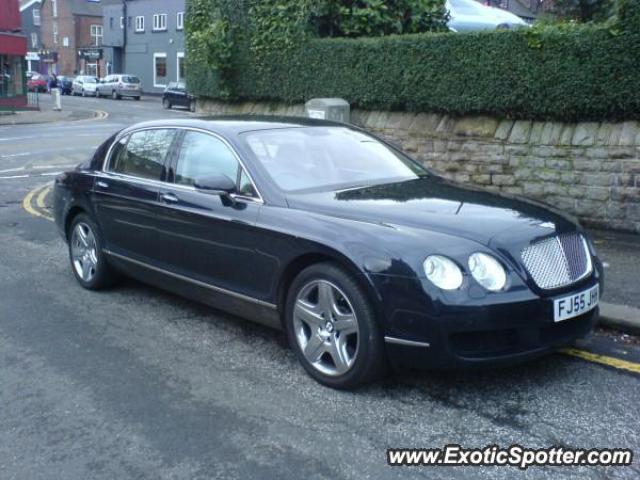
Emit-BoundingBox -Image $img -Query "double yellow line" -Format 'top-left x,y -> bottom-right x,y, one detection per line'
22,183 -> 54,221
561,348 -> 640,374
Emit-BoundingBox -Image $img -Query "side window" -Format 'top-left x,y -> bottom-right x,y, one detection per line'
238,169 -> 257,198
175,131 -> 239,187
111,129 -> 175,180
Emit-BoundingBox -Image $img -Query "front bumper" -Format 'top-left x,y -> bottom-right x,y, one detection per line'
370,270 -> 603,369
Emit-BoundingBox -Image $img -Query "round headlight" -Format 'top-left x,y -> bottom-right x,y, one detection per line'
423,255 -> 463,290
468,253 -> 507,291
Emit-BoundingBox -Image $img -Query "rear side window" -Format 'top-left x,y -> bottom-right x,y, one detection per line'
122,76 -> 140,84
110,129 -> 175,180
175,131 -> 239,186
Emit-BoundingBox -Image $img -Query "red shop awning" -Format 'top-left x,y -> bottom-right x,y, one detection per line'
0,33 -> 27,56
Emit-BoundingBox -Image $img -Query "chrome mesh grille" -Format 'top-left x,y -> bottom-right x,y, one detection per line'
521,233 -> 592,290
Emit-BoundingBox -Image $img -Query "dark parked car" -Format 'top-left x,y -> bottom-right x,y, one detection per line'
57,75 -> 74,95
162,81 -> 196,112
53,117 -> 603,389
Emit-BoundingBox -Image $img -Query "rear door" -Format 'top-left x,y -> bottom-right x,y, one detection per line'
153,129 -> 266,299
93,128 -> 178,262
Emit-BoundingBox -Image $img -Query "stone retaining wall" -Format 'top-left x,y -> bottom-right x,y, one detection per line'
199,99 -> 640,234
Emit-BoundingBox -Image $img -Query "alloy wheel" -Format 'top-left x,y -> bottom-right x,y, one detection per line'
70,222 -> 98,282
293,280 -> 359,376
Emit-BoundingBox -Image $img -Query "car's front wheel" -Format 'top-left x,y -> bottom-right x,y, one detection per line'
285,263 -> 386,389
68,214 -> 115,290
162,98 -> 171,109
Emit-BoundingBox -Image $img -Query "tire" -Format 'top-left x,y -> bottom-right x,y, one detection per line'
162,98 -> 171,109
81,89 -> 86,97
134,96 -> 141,101
112,90 -> 121,100
67,213 -> 116,290
284,262 -> 386,389
189,99 -> 196,112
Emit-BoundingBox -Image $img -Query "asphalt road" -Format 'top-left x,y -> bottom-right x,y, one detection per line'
1,94 -> 639,480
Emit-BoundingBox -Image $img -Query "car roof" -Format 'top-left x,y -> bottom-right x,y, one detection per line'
120,115 -> 351,137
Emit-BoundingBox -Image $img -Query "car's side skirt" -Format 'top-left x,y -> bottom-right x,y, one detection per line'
103,250 -> 281,330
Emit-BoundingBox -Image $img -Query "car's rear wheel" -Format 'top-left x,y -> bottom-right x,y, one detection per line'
68,214 -> 115,290
285,263 -> 386,389
134,96 -> 141,101
162,98 -> 171,109
112,90 -> 120,100
189,99 -> 196,112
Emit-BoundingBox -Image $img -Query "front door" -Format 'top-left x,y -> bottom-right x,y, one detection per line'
154,130 -> 266,300
93,128 -> 177,262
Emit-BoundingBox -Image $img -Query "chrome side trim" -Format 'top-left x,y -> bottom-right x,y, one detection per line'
104,249 -> 277,310
102,125 -> 264,204
384,336 -> 431,348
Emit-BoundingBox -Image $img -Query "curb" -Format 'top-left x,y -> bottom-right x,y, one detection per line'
598,302 -> 640,335
0,108 -> 106,126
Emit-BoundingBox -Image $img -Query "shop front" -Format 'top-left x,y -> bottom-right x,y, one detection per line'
78,48 -> 103,78
0,32 -> 27,110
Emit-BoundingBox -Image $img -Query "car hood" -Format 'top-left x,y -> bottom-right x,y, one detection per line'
286,176 -> 579,253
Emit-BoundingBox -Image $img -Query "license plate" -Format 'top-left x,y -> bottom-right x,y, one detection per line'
553,284 -> 599,322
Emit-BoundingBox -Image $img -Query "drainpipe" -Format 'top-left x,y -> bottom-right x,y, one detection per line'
122,0 -> 127,72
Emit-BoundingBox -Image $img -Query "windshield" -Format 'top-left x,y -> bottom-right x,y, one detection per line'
448,0 -> 485,14
84,77 -> 97,83
241,127 -> 426,192
122,76 -> 140,84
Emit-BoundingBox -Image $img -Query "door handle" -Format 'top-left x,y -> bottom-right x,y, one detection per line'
96,181 -> 109,188
161,192 -> 179,203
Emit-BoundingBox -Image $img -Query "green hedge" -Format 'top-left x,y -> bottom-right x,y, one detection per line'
188,6 -> 640,121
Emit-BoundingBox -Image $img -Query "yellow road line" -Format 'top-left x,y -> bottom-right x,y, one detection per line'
22,183 -> 54,221
561,348 -> 640,374
36,185 -> 51,209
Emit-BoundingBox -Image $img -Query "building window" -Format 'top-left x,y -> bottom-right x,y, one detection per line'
52,0 -> 57,18
152,14 -> 167,31
135,16 -> 144,32
31,32 -> 38,48
33,8 -> 41,26
63,36 -> 69,47
153,52 -> 167,87
176,12 -> 184,30
110,17 -> 114,29
53,22 -> 58,44
177,51 -> 185,82
127,16 -> 132,28
120,16 -> 124,28
90,25 -> 103,46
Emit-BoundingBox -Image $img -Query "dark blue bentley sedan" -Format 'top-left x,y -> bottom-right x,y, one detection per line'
53,117 -> 604,389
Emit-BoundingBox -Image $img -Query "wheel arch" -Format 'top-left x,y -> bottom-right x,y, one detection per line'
64,205 -> 88,241
276,250 -> 383,329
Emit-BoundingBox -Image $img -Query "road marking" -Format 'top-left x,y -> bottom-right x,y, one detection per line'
0,171 -> 63,180
36,185 -> 51,209
561,347 -> 640,374
22,183 -> 54,221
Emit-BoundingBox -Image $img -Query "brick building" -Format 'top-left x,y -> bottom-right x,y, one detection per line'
39,0 -> 105,76
0,0 -> 28,109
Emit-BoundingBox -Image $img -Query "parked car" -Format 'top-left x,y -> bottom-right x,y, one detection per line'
53,117 -> 603,390
27,74 -> 47,92
96,74 -> 142,100
446,0 -> 528,31
162,82 -> 196,112
57,75 -> 74,95
72,75 -> 99,97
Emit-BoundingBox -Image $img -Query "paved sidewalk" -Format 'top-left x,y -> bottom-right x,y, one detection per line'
0,94 -> 97,125
589,228 -> 640,333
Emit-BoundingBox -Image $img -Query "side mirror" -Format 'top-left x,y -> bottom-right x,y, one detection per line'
194,174 -> 236,196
